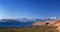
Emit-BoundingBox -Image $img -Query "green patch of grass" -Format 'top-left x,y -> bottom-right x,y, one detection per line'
0,26 -> 57,32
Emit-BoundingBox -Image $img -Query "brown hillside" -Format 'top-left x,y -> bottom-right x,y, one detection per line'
32,20 -> 60,32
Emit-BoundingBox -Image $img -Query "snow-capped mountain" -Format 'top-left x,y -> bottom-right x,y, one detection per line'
49,17 -> 57,20
0,17 -> 57,27
0,17 -> 57,22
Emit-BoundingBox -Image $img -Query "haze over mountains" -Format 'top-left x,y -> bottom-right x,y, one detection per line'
0,17 -> 57,27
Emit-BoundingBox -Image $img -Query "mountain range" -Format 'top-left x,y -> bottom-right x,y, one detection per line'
0,17 -> 57,27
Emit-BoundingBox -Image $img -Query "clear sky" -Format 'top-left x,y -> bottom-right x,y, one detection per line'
0,0 -> 60,19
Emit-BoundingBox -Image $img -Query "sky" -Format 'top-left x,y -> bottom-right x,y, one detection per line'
0,0 -> 60,19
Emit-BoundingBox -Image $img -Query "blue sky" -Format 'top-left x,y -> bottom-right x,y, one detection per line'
0,0 -> 60,19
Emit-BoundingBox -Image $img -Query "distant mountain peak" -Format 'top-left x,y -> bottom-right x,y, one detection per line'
49,17 -> 57,20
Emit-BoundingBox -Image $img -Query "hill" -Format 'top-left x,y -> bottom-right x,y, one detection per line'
32,20 -> 60,32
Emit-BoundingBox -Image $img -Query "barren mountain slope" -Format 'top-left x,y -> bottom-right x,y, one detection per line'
32,20 -> 60,32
